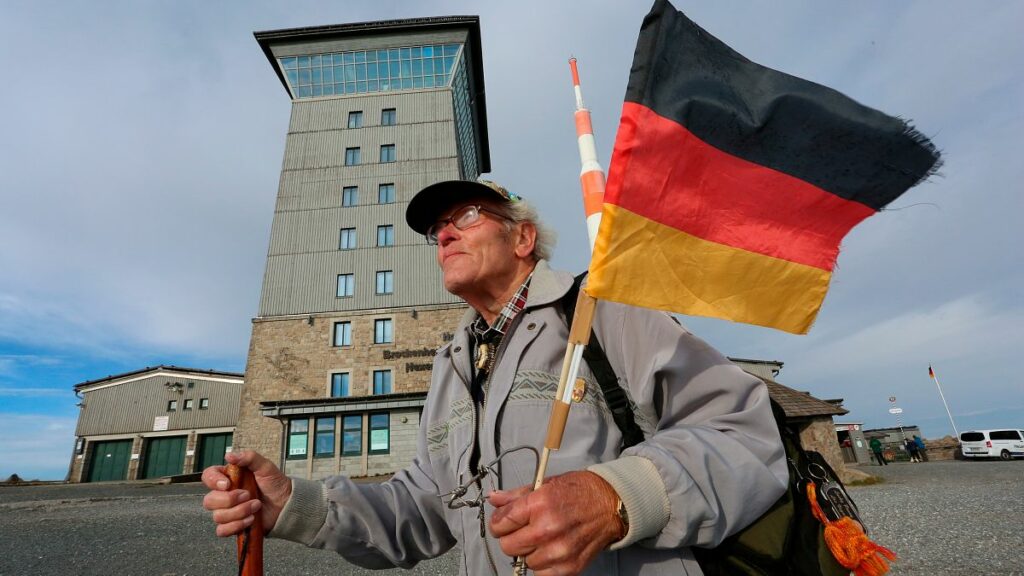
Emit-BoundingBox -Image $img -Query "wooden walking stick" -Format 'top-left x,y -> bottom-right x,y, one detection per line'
226,463 -> 264,576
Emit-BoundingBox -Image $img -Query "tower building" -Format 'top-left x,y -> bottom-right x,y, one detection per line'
235,16 -> 489,479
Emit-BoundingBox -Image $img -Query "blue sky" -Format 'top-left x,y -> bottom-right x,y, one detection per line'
1,1 -> 1021,480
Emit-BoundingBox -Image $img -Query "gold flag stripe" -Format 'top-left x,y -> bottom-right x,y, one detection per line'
588,204 -> 832,334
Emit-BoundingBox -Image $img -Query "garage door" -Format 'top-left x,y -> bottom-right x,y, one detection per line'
87,439 -> 132,483
195,432 -> 233,472
141,436 -> 187,479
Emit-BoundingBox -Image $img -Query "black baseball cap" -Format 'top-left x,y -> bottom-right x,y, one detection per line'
405,179 -> 520,235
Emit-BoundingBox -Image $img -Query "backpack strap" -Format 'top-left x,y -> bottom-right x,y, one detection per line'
562,273 -> 646,450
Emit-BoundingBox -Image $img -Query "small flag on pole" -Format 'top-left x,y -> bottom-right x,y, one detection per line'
587,0 -> 942,334
928,365 -> 935,378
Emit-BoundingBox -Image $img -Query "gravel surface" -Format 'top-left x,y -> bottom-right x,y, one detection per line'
846,459 -> 1023,576
0,459 -> 1019,575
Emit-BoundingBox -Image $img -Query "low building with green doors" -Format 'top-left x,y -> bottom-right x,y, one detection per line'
69,366 -> 243,483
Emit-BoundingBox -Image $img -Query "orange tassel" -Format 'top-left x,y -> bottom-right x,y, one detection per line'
807,482 -> 896,576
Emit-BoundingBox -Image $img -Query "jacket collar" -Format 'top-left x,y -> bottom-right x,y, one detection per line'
455,259 -> 574,329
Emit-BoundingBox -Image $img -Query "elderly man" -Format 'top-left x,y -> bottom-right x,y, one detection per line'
203,179 -> 787,575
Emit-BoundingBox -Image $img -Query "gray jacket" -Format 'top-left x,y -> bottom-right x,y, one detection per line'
272,261 -> 787,575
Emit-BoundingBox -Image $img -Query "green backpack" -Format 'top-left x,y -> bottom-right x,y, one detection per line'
562,274 -> 853,576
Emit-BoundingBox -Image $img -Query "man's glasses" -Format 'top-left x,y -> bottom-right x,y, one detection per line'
425,205 -> 511,245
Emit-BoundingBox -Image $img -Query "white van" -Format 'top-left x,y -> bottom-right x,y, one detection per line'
960,429 -> 1024,460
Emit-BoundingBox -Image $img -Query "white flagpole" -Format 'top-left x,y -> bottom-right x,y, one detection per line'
929,365 -> 959,439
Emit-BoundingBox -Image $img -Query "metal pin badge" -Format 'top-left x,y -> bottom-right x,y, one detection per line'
571,377 -> 587,402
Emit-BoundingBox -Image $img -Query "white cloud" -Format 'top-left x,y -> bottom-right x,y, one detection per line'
792,293 -> 1022,379
0,387 -> 69,398
0,413 -> 77,481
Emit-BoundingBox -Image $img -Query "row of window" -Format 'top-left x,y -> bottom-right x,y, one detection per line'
166,398 -> 210,412
279,44 -> 461,98
344,144 -> 396,166
339,225 -> 394,250
342,183 -> 395,207
331,318 -> 392,346
329,369 -> 392,398
347,108 -> 396,129
287,413 -> 391,459
336,272 -> 394,298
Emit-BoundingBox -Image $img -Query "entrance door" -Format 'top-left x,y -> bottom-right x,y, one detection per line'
87,439 -> 132,482
195,432 -> 233,472
141,436 -> 187,479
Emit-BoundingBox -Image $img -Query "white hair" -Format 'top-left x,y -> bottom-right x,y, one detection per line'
501,198 -> 556,262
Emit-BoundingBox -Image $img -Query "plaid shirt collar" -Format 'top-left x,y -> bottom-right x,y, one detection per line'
471,272 -> 532,342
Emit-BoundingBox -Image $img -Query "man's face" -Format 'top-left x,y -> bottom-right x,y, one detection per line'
433,200 -> 521,300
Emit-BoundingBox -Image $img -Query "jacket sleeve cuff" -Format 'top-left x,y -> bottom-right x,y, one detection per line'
267,477 -> 327,545
588,456 -> 670,550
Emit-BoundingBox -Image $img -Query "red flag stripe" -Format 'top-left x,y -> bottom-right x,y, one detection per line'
605,102 -> 876,271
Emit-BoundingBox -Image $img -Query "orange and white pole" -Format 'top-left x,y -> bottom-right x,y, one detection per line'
570,57 -> 606,251
530,59 -> 607,486
514,58 -> 607,576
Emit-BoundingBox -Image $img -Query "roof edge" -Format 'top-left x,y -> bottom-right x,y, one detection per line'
74,365 -> 244,390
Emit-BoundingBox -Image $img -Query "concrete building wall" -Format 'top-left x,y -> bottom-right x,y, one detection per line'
241,18 -> 486,479
75,372 -> 241,436
69,368 -> 242,483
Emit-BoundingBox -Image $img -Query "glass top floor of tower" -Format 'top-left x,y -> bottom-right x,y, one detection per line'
253,16 -> 491,318
255,16 -> 490,176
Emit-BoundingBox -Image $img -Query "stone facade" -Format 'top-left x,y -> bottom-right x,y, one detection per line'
797,418 -> 852,482
235,304 -> 466,467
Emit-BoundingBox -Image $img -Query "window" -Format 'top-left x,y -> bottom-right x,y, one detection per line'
374,318 -> 393,343
342,186 -> 358,207
376,225 -> 394,247
339,227 -> 356,250
378,183 -> 395,204
347,110 -> 363,128
331,372 -> 350,397
345,147 -> 361,165
381,108 -> 396,126
333,321 -> 351,346
379,144 -> 396,163
184,399 -> 194,411
369,413 -> 390,454
287,418 -> 309,460
342,415 -> 362,456
314,417 -> 335,458
199,398 -> 209,410
373,370 -> 392,395
278,46 -> 462,100
167,400 -> 177,412
337,274 -> 354,297
375,270 -> 394,294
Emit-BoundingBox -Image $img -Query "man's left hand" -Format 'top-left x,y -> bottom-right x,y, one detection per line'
488,471 -> 623,576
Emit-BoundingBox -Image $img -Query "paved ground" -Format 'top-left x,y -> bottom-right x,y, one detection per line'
0,459 -> 1019,575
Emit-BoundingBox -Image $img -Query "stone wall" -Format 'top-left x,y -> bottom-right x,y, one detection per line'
798,418 -> 856,483
921,436 -> 960,461
235,304 -> 465,466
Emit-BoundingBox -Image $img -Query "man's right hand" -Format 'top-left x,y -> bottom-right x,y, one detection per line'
201,450 -> 292,537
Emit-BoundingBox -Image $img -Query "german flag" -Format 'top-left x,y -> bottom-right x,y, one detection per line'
587,0 -> 941,334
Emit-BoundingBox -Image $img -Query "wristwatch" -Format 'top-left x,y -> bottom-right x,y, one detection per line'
616,498 -> 630,539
